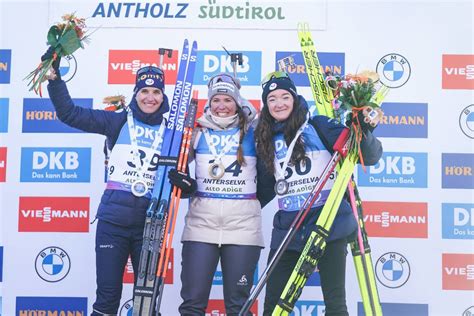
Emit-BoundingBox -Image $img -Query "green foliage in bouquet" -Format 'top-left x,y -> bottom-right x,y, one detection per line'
327,71 -> 385,166
25,13 -> 91,96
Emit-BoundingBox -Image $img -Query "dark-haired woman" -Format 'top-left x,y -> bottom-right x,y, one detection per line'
255,72 -> 383,316
179,73 -> 263,315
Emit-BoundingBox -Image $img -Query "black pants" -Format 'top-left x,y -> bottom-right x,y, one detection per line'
92,220 -> 144,315
179,241 -> 261,316
263,238 -> 349,316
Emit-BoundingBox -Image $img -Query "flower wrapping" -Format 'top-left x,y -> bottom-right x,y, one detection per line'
25,13 -> 90,97
326,71 -> 386,166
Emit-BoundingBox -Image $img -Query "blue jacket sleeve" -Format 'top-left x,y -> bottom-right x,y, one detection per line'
256,158 -> 276,209
47,80 -> 125,137
310,116 -> 383,166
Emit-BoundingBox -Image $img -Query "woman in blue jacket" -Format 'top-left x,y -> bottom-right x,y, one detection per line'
254,72 -> 383,316
43,49 -> 193,315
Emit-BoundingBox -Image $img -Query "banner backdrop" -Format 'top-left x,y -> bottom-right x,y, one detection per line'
1,0 -> 473,315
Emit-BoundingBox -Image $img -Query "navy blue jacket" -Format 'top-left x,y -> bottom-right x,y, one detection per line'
257,111 -> 383,252
47,80 -> 170,227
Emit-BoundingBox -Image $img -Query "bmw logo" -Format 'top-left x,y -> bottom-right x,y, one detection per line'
375,252 -> 410,288
463,306 -> 474,316
35,246 -> 71,282
459,104 -> 474,139
59,54 -> 77,83
120,299 -> 134,316
376,53 -> 411,88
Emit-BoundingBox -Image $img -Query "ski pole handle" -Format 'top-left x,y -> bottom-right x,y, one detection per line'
333,128 -> 350,157
158,48 -> 173,69
145,197 -> 159,217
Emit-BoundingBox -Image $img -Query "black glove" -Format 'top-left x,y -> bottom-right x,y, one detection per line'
346,111 -> 376,133
168,168 -> 196,197
41,46 -> 61,80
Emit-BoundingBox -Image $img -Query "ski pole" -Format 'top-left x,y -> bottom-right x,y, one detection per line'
153,91 -> 199,313
348,180 -> 382,316
239,127 -> 350,316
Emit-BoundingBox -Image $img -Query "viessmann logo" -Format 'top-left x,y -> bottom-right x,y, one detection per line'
0,147 -> 6,182
361,201 -> 427,238
122,249 -> 174,284
206,299 -> 258,316
19,197 -> 90,232
442,253 -> 474,290
108,50 -> 178,85
442,54 -> 474,89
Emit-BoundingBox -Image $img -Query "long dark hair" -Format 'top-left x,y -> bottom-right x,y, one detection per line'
255,96 -> 308,174
236,106 -> 247,166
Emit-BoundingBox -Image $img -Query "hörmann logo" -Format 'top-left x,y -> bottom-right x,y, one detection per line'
442,253 -> 474,290
442,54 -> 474,89
0,49 -> 11,84
442,153 -> 474,189
16,296 -> 87,315
362,201 -> 428,238
275,51 -> 345,89
23,98 -> 92,133
19,197 -> 90,232
108,50 -> 178,84
374,102 -> 428,138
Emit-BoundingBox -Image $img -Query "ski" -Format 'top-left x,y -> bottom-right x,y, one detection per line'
132,39 -> 197,316
153,90 -> 199,312
272,23 -> 386,315
348,179 -> 382,315
297,22 -> 334,117
239,128 -> 350,316
150,41 -> 198,313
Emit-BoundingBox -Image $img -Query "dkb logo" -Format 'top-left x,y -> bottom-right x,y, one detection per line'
357,152 -> 427,188
20,147 -> 91,182
194,50 -> 261,86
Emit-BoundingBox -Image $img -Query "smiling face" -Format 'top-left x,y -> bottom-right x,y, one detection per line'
209,94 -> 238,118
266,89 -> 294,122
135,87 -> 164,114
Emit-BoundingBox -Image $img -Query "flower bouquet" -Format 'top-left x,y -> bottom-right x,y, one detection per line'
25,13 -> 91,96
103,95 -> 127,112
326,71 -> 386,165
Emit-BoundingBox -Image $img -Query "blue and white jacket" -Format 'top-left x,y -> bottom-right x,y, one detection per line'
47,80 -> 170,227
257,96 -> 383,251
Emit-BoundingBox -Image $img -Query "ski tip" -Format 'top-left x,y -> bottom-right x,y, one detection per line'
192,90 -> 199,99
